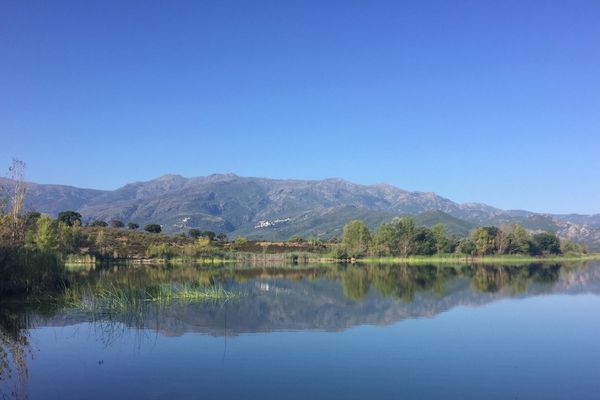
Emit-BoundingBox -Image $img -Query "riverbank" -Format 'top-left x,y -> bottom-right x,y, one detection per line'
64,251 -> 600,267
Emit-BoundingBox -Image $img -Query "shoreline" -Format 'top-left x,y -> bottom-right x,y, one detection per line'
63,253 -> 600,267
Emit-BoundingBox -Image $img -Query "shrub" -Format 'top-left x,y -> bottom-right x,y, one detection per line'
110,220 -> 125,228
89,220 -> 108,227
144,224 -> 162,234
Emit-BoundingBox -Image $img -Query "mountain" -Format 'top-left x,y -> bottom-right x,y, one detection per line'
2,174 -> 599,249
413,210 -> 477,237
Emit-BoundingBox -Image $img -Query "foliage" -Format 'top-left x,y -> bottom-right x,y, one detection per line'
127,222 -> 139,230
110,220 -> 124,228
57,210 -> 82,227
432,224 -> 449,254
89,220 -> 108,227
341,220 -> 371,258
505,224 -> 532,254
233,236 -> 248,248
288,235 -> 305,244
456,238 -> 476,255
532,232 -> 561,255
188,229 -> 201,239
146,243 -> 177,259
144,224 -> 162,233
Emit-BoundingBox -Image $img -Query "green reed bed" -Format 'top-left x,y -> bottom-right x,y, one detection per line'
63,281 -> 239,317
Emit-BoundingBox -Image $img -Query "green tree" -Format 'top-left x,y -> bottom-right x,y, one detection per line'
470,227 -> 499,256
341,220 -> 371,258
532,232 -> 561,255
23,211 -> 41,228
560,240 -> 583,255
413,227 -> 436,255
371,222 -> 396,256
110,220 -> 124,228
188,229 -> 201,239
288,235 -> 305,244
57,211 -> 82,227
456,238 -> 476,255
216,233 -> 228,242
89,220 -> 108,227
32,214 -> 59,252
233,236 -> 248,249
200,230 -> 216,241
144,224 -> 162,233
127,222 -> 139,230
506,224 -> 531,255
393,217 -> 416,257
57,221 -> 81,253
431,224 -> 448,254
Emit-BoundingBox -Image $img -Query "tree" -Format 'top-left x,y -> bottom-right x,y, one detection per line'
144,223 -> 162,233
341,220 -> 371,258
24,211 -> 41,228
413,227 -> 436,255
1,159 -> 27,245
89,220 -> 108,227
233,236 -> 247,249
288,235 -> 305,244
200,230 -> 216,241
431,224 -> 448,254
188,229 -> 201,239
57,211 -> 82,227
532,232 -> 561,255
216,233 -> 227,242
127,222 -> 139,230
393,217 -> 416,257
371,222 -> 397,256
110,220 -> 124,228
57,220 -> 81,253
506,224 -> 531,255
471,227 -> 499,256
31,214 -> 59,252
456,238 -> 476,255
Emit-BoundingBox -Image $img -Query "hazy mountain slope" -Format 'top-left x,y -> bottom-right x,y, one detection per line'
3,174 -> 599,248
413,210 -> 478,237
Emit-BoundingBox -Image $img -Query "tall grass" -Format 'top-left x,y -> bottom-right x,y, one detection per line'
64,281 -> 239,316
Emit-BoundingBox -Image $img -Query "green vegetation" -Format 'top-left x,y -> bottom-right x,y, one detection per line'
0,160 -> 594,296
336,216 -> 587,260
144,223 -> 162,233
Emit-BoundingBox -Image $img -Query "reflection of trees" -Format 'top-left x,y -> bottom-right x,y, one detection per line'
339,264 -> 460,302
341,267 -> 370,300
370,264 -> 449,302
339,262 -> 568,302
469,264 -> 561,294
0,302 -> 31,400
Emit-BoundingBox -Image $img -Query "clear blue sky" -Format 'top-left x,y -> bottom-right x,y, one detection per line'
1,1 -> 599,214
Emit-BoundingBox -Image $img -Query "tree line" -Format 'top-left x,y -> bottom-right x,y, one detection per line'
337,217 -> 583,259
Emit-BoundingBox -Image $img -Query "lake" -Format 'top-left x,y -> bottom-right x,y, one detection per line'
2,261 -> 600,399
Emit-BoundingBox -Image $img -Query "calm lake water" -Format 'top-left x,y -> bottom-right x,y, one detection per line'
2,261 -> 600,399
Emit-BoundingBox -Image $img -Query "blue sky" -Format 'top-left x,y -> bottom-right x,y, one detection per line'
1,1 -> 599,214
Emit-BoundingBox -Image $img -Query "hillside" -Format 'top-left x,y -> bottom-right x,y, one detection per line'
2,174 -> 599,249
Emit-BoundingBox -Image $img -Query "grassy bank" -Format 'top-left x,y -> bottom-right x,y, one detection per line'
357,253 -> 600,265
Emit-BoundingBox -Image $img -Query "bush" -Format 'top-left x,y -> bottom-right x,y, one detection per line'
288,236 -> 305,243
110,220 -> 124,228
331,245 -> 349,260
89,220 -> 108,227
146,243 -> 177,259
144,224 -> 162,234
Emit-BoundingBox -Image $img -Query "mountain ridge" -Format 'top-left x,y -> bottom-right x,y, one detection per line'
1,174 -> 599,249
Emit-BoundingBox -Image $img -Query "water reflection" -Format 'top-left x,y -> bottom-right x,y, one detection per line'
2,261 -> 600,398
